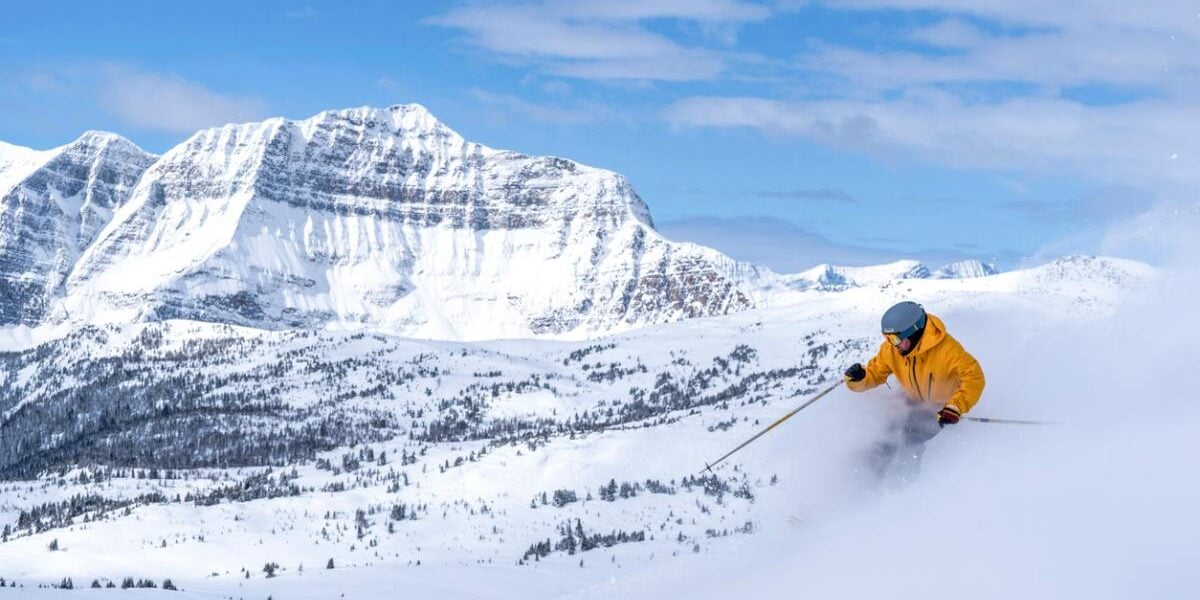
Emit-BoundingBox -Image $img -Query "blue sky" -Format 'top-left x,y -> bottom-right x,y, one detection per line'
1,1 -> 1194,272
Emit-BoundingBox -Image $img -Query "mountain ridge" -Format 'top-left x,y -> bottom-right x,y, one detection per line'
47,104 -> 762,339
0,131 -> 156,325
0,105 -> 1147,341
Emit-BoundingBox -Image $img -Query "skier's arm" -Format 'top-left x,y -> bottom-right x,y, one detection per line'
946,341 -> 985,414
846,343 -> 892,392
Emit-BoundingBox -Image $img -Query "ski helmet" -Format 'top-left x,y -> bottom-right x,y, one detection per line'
881,301 -> 926,345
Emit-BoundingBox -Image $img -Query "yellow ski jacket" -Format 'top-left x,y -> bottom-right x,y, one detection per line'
847,313 -> 985,415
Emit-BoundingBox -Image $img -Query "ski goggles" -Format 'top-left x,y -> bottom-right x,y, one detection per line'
883,314 -> 926,346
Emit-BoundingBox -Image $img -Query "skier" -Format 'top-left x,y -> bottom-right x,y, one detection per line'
843,301 -> 985,484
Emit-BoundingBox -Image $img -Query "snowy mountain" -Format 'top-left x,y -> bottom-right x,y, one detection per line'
0,105 -> 1136,345
50,105 -> 766,340
932,259 -> 999,279
0,133 -> 155,325
780,258 -> 998,291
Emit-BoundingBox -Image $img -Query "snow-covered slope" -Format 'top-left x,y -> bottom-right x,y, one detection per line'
0,133 -> 155,325
0,141 -> 52,195
49,105 -> 767,340
0,250 -> 1177,598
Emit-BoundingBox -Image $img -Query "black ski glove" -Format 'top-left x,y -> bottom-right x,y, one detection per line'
844,363 -> 866,383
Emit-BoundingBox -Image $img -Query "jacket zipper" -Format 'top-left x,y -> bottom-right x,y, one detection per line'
911,356 -> 924,402
927,373 -> 934,403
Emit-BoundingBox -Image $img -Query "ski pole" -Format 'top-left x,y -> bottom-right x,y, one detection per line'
703,380 -> 843,473
964,416 -> 1060,426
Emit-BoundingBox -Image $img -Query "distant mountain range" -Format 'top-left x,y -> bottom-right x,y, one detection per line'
780,259 -> 1000,291
0,105 -> 1130,341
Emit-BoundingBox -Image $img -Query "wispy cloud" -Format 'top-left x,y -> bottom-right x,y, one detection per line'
664,93 -> 1200,192
469,89 -> 602,124
908,18 -> 988,50
656,0 -> 1199,199
98,66 -> 267,132
428,0 -> 771,81
824,0 -> 1186,33
800,26 -> 1197,94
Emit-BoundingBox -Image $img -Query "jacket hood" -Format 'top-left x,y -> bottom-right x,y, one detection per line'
910,312 -> 947,356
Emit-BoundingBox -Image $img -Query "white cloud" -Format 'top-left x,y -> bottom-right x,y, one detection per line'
784,0 -> 1200,99
428,0 -> 1200,212
824,0 -> 1188,32
540,79 -> 573,96
664,92 -> 1200,193
908,18 -> 988,49
801,27 -> 1198,93
429,0 -> 770,81
98,67 -> 267,132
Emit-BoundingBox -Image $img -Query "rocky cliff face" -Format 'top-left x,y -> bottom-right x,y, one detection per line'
54,105 -> 760,339
0,133 -> 155,325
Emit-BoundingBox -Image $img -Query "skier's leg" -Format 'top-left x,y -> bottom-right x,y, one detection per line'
863,407 -> 907,482
867,440 -> 899,480
890,405 -> 940,486
902,405 -> 942,446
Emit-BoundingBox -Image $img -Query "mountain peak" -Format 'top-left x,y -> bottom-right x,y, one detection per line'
73,130 -> 133,145
299,103 -> 464,145
0,128 -> 156,325
58,102 -> 731,338
60,131 -> 154,162
932,259 -> 999,279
